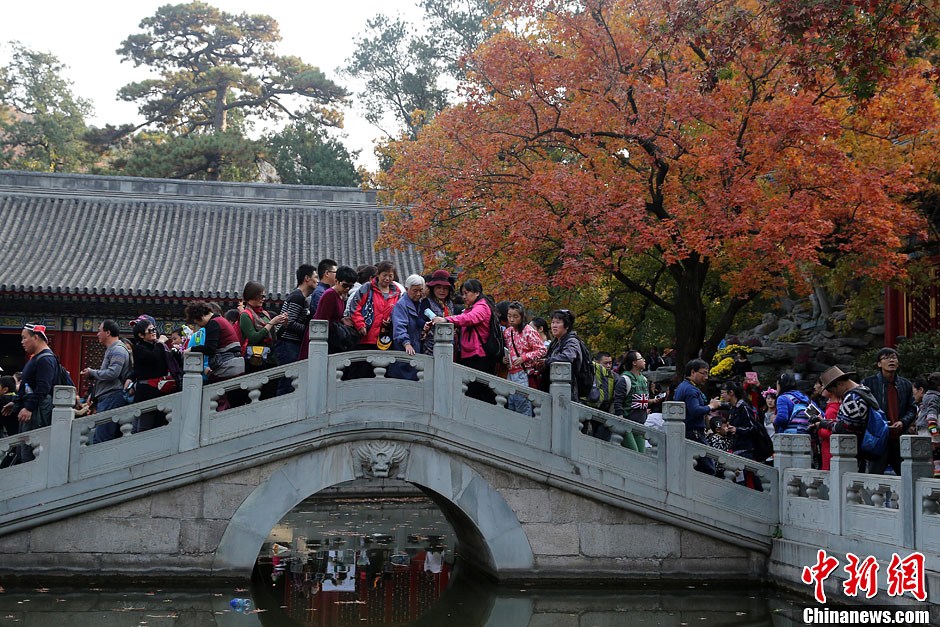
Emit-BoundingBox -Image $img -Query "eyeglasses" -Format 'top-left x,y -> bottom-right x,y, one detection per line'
145,327 -> 157,334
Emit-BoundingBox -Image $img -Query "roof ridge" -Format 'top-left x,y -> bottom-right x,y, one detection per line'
0,185 -> 385,211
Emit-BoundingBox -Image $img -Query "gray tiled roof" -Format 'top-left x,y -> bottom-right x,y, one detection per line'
0,172 -> 423,301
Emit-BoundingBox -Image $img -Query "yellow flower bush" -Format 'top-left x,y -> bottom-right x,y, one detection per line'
710,357 -> 734,378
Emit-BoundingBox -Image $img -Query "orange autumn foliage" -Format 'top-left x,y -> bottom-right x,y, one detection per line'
378,0 -> 940,362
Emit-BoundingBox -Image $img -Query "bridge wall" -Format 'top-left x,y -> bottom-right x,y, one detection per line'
0,438 -> 764,582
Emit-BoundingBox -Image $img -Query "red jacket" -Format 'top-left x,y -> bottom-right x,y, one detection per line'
349,279 -> 402,345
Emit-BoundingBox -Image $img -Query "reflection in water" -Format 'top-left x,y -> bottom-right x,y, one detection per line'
0,481 -> 869,626
253,480 -> 461,625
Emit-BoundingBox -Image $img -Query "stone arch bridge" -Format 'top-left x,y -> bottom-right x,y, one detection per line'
0,323 -> 937,604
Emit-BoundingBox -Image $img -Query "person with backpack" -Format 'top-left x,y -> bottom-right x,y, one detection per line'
721,380 -> 771,489
431,278 -> 499,403
813,366 -> 886,474
613,350 -> 650,452
774,373 -> 814,434
587,352 -> 616,414
5,323 -> 73,462
534,309 -> 587,402
82,319 -> 132,444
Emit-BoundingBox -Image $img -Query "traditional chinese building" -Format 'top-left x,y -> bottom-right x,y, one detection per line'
0,170 -> 422,395
884,261 -> 940,346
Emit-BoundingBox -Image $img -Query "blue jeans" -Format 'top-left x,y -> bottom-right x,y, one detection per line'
506,370 -> 533,416
92,391 -> 128,444
273,340 -> 301,396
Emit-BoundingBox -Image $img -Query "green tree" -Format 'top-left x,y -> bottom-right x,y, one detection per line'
117,1 -> 347,180
344,14 -> 448,141
115,131 -> 261,181
0,41 -> 94,172
266,119 -> 361,187
345,1 -> 493,144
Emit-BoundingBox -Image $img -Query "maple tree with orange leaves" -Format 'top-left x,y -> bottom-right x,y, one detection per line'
378,0 -> 940,364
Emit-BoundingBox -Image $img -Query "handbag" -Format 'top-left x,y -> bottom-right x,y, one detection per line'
144,375 -> 177,395
245,345 -> 271,367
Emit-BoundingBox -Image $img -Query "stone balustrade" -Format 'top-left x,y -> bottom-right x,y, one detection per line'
0,320 -> 936,595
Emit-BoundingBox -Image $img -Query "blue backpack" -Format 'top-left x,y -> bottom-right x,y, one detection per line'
861,405 -> 889,459
783,392 -> 811,434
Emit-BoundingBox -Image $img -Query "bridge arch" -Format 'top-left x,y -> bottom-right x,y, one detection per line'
212,439 -> 535,579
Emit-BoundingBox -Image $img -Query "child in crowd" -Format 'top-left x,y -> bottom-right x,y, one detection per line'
707,415 -> 736,479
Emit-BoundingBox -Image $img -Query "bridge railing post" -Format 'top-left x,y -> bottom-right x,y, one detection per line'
307,320 -> 330,417
549,362 -> 573,457
432,323 -> 455,420
662,401 -> 687,495
900,435 -> 932,548
47,385 -> 75,488
774,433 -> 812,527
773,433 -> 812,471
181,351 -> 205,451
828,434 -> 858,537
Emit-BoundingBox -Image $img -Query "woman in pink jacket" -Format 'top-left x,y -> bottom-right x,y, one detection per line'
432,278 -> 496,403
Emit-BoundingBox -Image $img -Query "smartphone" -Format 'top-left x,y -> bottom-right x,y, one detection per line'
806,404 -> 821,419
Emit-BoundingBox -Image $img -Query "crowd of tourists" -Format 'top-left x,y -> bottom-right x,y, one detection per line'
1,259 -> 938,481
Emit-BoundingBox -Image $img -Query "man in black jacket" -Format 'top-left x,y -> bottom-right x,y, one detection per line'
862,348 -> 916,475
273,264 -> 317,396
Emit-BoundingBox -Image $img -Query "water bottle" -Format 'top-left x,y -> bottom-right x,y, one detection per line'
424,308 -> 435,321
230,598 -> 252,613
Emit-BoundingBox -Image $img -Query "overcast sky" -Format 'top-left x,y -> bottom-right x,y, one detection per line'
0,1 -> 426,170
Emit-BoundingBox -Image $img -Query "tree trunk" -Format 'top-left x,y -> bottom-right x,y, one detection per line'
670,258 -> 709,370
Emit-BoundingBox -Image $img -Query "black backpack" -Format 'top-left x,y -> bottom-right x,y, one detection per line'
573,336 -> 595,399
479,297 -> 505,360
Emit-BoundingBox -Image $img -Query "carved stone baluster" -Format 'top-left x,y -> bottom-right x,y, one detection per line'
787,475 -> 803,497
900,435 -> 933,548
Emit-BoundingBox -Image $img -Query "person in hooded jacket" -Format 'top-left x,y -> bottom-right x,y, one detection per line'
774,373 -> 813,434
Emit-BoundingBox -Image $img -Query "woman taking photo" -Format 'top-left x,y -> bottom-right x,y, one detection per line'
502,302 -> 545,416
131,319 -> 172,433
431,279 -> 496,402
239,281 -> 288,374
